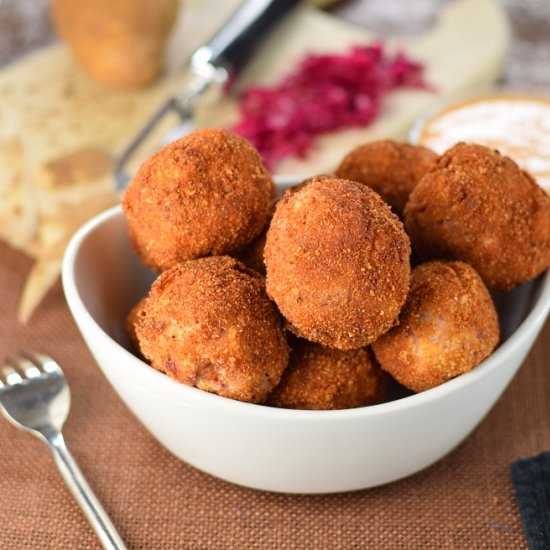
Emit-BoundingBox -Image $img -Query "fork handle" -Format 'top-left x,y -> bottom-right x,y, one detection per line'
46,432 -> 127,550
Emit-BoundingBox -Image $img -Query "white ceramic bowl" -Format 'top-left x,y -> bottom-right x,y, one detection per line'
62,204 -> 550,494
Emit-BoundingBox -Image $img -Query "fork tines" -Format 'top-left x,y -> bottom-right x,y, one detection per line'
0,352 -> 59,388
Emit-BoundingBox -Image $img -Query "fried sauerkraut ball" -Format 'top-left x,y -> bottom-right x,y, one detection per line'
122,128 -> 274,271
236,231 -> 268,275
371,260 -> 499,393
265,177 -> 411,350
404,142 -> 550,290
125,296 -> 148,354
268,340 -> 388,410
128,256 -> 289,403
235,180 -> 318,275
336,140 -> 438,215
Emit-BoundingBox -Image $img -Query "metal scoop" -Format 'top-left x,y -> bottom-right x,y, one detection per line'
114,0 -> 300,191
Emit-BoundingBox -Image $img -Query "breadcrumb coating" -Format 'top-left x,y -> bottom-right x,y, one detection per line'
128,256 -> 289,403
236,231 -> 268,275
235,179 -> 322,275
269,340 -> 388,410
265,176 -> 411,350
122,128 -> 274,271
125,296 -> 148,354
404,142 -> 550,289
336,140 -> 438,215
372,260 -> 499,392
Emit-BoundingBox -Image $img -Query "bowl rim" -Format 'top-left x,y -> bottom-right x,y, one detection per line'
62,204 -> 550,421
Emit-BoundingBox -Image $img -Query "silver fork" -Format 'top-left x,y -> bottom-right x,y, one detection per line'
0,352 -> 127,550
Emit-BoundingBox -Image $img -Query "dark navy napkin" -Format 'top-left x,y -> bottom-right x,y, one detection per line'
511,452 -> 550,550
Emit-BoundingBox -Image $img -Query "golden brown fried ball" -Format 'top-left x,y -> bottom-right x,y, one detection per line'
122,128 -> 274,271
233,192 -> 281,275
265,176 -> 411,350
125,296 -> 148,354
268,340 -> 388,410
234,179 -> 320,275
236,230 -> 268,275
371,260 -> 499,393
404,142 -> 550,290
336,140 -> 438,215
128,256 -> 289,403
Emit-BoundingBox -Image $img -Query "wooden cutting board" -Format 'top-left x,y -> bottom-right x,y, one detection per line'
0,0 -> 508,322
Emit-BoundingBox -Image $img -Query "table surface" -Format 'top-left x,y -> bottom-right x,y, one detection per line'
1,1 -> 549,549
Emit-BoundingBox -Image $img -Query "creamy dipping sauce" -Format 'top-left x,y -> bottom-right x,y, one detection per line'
414,94 -> 550,193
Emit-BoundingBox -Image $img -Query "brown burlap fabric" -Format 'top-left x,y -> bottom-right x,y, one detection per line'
1,0 -> 550,548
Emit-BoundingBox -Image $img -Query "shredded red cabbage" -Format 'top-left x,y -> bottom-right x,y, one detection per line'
231,44 -> 432,169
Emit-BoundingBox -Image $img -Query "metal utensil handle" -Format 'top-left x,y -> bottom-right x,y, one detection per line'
195,0 -> 300,75
47,432 -> 127,550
